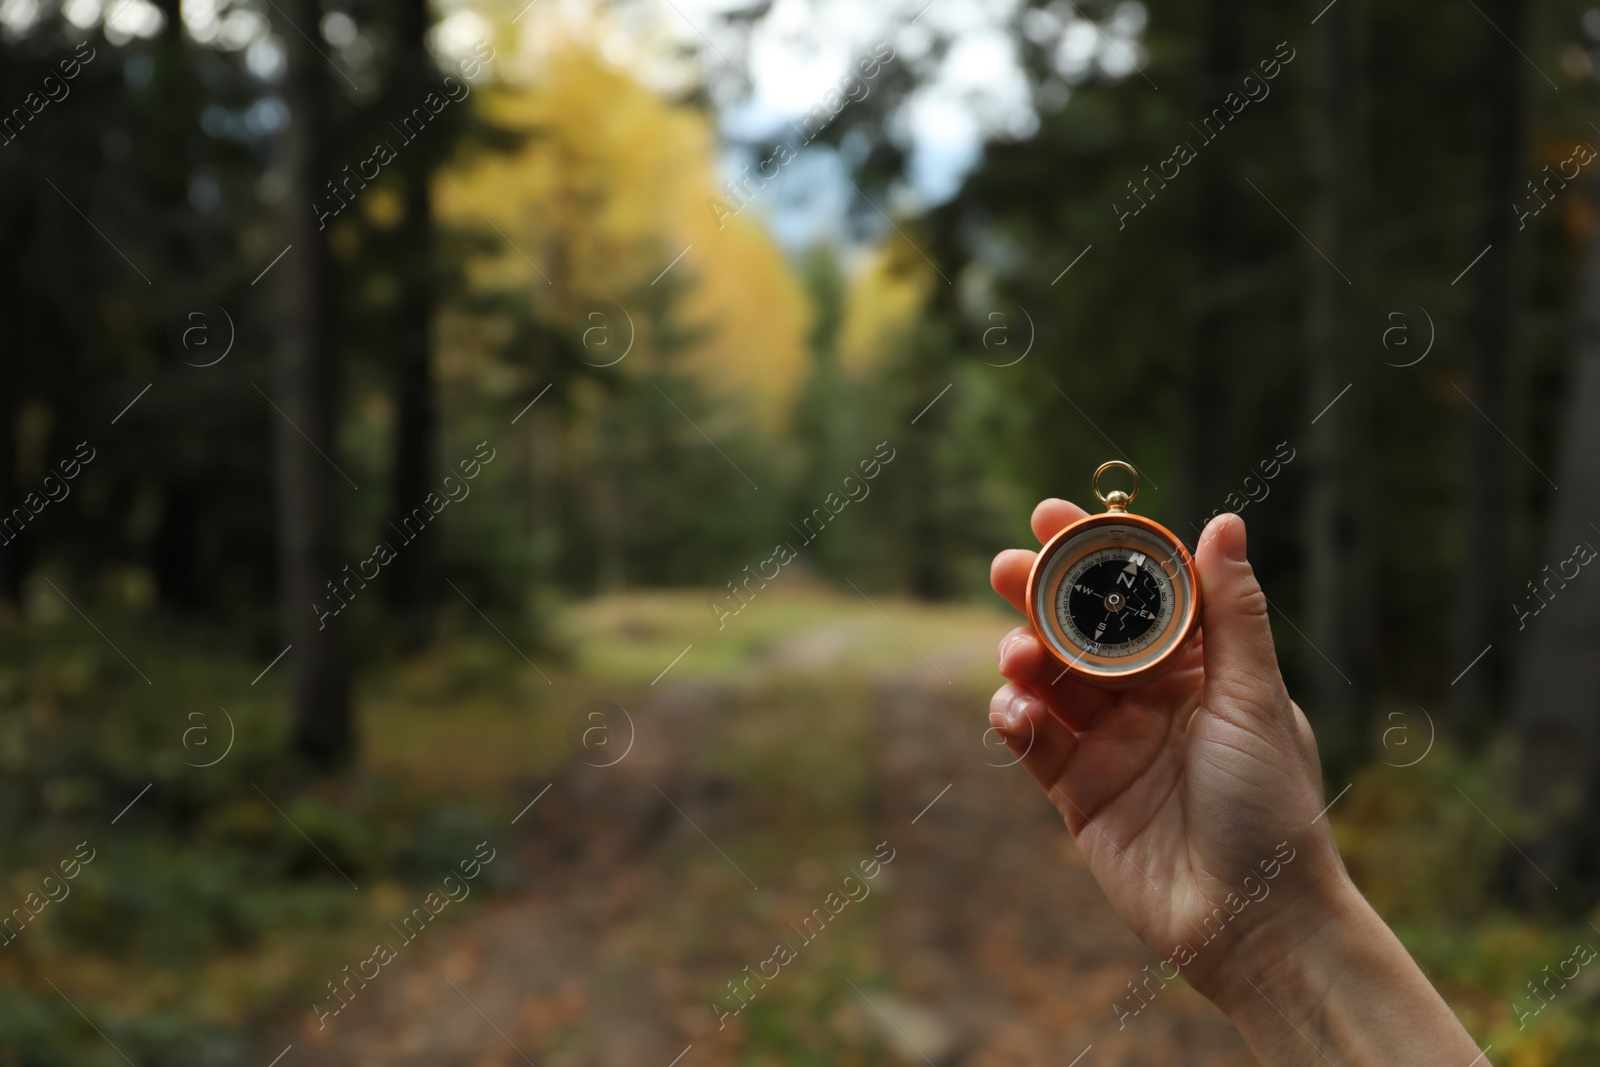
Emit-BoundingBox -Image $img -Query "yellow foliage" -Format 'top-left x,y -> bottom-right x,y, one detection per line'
361,182 -> 404,230
1508,1031 -> 1562,1067
838,240 -> 935,378
438,20 -> 808,427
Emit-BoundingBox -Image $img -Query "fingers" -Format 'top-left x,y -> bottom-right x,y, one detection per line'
1193,513 -> 1291,725
1030,497 -> 1091,545
989,682 -> 1079,800
990,549 -> 1036,614
997,626 -> 1115,731
987,496 -> 1118,750
991,498 -> 1091,614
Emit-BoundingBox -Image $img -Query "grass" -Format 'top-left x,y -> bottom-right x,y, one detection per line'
559,583 -> 1013,687
6,586 -> 1600,1065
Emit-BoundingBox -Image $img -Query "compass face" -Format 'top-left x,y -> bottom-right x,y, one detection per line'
1029,517 -> 1197,683
1059,549 -> 1173,655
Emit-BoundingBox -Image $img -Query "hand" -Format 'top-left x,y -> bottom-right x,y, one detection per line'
988,500 -> 1342,998
988,501 -> 1481,1064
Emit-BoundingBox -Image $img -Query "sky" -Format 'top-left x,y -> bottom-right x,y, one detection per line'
0,0 -> 1146,250
676,0 -> 1145,247
475,0 -> 1148,250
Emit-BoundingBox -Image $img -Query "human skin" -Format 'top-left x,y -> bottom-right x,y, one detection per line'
989,500 -> 1483,1065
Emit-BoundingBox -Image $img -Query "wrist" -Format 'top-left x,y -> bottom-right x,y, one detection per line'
1201,859 -> 1369,1020
1178,833 -> 1359,1013
1199,856 -> 1480,1065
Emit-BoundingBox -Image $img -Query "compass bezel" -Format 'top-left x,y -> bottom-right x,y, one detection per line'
1024,511 -> 1202,689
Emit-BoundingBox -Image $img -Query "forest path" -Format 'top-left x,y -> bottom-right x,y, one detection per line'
282,629 -> 1252,1066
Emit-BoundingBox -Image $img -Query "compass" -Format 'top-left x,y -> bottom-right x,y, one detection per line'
1025,461 -> 1201,689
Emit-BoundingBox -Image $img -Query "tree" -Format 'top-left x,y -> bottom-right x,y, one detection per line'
0,276 -> 23,605
790,245 -> 853,575
1511,172 -> 1600,901
275,0 -> 352,768
382,0 -> 440,637
1302,0 -> 1376,761
1181,0 -> 1244,531
1455,0 -> 1529,725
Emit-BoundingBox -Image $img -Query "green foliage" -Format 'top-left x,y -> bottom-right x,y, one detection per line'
1334,738 -> 1600,1064
6,0 -> 1600,1060
0,615 -> 515,1065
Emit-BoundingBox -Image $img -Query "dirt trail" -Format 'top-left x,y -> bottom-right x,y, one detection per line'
285,673 -> 1251,1066
868,675 -> 1247,1065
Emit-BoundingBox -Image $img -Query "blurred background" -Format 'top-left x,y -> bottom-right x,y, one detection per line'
3,0 -> 1600,1062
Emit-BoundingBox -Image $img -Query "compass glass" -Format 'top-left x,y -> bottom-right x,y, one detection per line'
1060,550 -> 1170,654
1030,520 -> 1196,680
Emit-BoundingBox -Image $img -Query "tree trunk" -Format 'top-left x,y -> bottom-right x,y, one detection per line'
0,354 -> 23,608
1181,0 -> 1241,531
525,403 -> 561,583
594,458 -> 625,593
383,0 -> 437,637
1511,175 -> 1600,901
1303,0 -> 1374,763
0,162 -> 32,607
1454,0 -> 1526,728
277,0 -> 352,768
154,483 -> 203,611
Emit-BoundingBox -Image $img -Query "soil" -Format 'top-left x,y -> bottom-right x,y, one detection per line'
283,673 -> 1253,1066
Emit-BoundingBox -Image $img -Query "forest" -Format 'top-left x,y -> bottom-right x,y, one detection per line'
2,0 -> 1600,1062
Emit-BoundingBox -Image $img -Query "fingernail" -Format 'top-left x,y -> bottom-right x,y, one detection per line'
1219,513 -> 1248,562
997,631 -> 1026,670
1000,692 -> 1036,729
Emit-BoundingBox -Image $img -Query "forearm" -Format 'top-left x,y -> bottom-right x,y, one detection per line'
1207,873 -> 1481,1066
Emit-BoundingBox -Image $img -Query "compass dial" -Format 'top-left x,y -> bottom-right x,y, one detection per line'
1057,548 -> 1173,656
1028,517 -> 1198,685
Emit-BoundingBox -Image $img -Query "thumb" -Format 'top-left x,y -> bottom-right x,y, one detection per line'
1194,513 -> 1289,721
